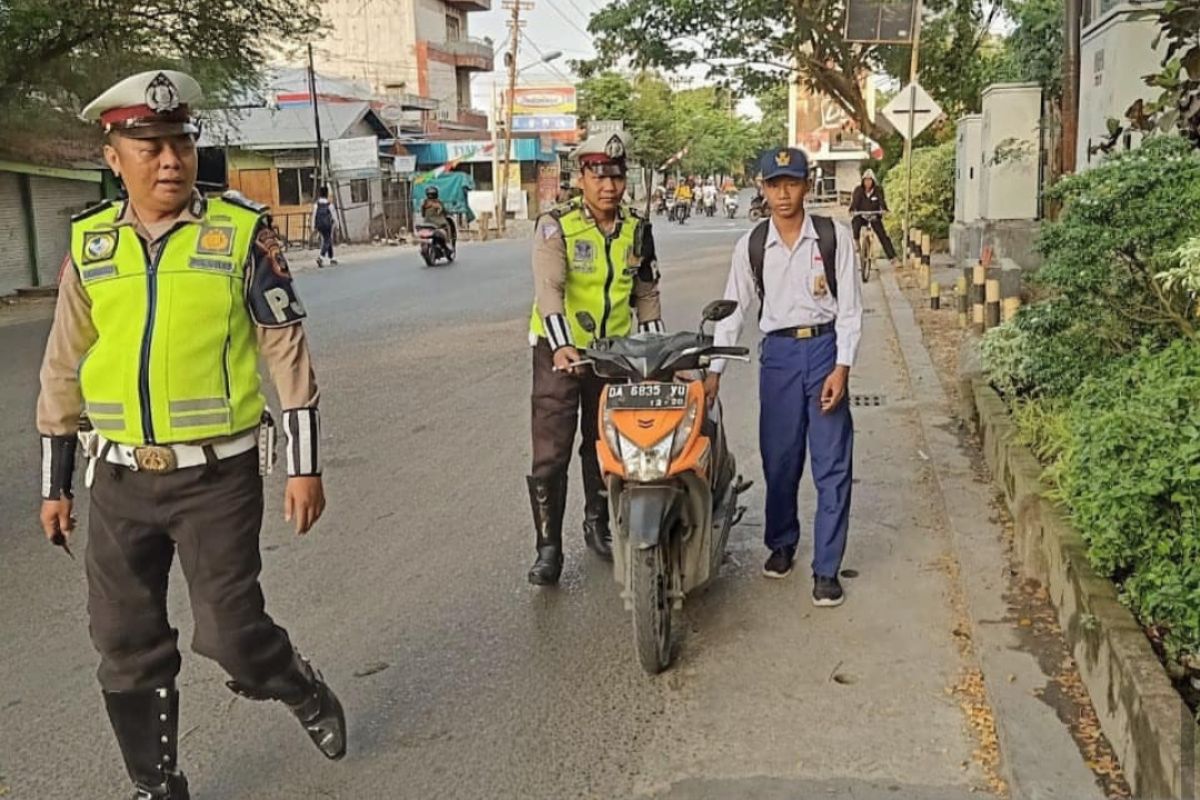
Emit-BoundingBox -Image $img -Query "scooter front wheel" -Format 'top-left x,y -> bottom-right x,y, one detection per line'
631,543 -> 673,674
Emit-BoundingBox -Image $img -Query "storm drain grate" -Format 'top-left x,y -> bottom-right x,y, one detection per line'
850,393 -> 887,408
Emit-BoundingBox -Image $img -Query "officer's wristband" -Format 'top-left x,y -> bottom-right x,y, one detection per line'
281,408 -> 321,477
543,313 -> 574,351
41,435 -> 78,500
639,319 -> 666,334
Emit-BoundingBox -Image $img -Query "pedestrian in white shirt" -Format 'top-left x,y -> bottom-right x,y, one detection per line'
704,146 -> 863,606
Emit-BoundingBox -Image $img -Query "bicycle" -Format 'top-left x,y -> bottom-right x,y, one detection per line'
851,210 -> 885,283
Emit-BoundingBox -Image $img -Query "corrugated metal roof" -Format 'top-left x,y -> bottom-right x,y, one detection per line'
198,102 -> 384,149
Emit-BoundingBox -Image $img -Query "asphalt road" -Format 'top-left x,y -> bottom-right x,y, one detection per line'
2,205 -> 1011,799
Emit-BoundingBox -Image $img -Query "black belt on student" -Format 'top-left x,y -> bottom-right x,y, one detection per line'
767,322 -> 836,340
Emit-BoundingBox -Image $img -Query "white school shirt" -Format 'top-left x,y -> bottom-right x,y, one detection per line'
711,214 -> 863,372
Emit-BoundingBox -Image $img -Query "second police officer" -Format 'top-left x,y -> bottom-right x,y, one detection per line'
525,131 -> 665,585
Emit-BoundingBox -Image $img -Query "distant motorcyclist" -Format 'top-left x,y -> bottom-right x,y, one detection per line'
420,185 -> 456,247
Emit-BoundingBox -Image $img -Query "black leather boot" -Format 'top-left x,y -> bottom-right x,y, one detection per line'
527,474 -> 566,585
103,687 -> 190,800
227,650 -> 347,761
580,456 -> 613,561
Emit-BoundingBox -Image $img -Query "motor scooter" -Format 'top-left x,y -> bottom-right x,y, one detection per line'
573,301 -> 753,673
416,224 -> 455,266
748,194 -> 768,222
723,194 -> 739,219
703,194 -> 717,217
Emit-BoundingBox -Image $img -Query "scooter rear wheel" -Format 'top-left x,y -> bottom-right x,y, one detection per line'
631,543 -> 673,674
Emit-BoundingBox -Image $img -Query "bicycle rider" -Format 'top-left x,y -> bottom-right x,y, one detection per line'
848,169 -> 897,265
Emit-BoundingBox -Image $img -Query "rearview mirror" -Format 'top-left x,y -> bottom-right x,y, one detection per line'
701,300 -> 738,323
576,311 -> 598,334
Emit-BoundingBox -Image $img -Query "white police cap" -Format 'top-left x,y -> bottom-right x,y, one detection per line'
81,70 -> 203,138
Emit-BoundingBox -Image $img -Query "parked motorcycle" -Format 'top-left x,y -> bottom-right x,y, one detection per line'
574,301 -> 753,674
723,194 -> 739,219
416,224 -> 455,266
748,194 -> 768,222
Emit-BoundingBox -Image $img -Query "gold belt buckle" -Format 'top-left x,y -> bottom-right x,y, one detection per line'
794,327 -> 814,339
134,446 -> 178,473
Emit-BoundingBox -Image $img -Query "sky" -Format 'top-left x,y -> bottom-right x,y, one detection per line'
466,0 -> 761,119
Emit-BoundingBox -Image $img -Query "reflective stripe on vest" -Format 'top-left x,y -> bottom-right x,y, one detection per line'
529,201 -> 640,345
72,198 -> 266,445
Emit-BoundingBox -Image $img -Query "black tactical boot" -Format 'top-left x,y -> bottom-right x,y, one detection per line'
527,474 -> 567,585
580,456 -> 613,561
227,650 -> 347,761
103,687 -> 190,800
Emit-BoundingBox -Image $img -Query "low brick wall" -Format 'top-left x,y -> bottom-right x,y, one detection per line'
964,378 -> 1199,799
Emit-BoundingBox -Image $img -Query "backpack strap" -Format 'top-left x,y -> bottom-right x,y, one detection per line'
748,220 -> 770,320
810,214 -> 839,301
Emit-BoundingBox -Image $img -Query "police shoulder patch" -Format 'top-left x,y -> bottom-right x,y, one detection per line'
248,226 -> 305,327
627,206 -> 646,221
221,190 -> 269,214
72,199 -> 114,223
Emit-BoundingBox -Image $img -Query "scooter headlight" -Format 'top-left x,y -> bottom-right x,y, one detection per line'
619,433 -> 673,481
669,398 -> 700,459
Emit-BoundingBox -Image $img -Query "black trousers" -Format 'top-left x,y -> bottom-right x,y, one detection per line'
86,450 -> 295,692
530,339 -> 607,515
852,215 -> 897,259
317,226 -> 334,260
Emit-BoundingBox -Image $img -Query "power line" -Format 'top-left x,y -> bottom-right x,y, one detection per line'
557,0 -> 595,24
541,0 -> 592,39
519,29 -> 575,83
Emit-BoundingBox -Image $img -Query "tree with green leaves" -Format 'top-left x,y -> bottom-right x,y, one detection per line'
581,0 -> 1009,142
577,71 -> 759,176
0,0 -> 323,138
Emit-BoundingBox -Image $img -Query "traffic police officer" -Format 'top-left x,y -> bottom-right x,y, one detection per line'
527,130 -> 665,585
35,71 -> 346,799
706,147 -> 863,607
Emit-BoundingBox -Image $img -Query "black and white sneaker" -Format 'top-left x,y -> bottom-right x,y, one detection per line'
812,575 -> 845,607
762,548 -> 795,579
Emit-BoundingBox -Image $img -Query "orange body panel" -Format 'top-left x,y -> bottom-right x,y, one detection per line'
595,380 -> 711,480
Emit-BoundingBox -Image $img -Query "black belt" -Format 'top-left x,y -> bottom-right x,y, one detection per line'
767,322 -> 836,340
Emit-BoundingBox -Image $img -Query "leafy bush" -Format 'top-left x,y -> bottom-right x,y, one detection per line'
883,140 -> 955,241
1056,340 -> 1200,660
1038,136 -> 1200,342
980,320 -> 1033,398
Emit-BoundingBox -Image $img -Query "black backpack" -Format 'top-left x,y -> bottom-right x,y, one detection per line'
748,215 -> 839,316
314,202 -> 333,230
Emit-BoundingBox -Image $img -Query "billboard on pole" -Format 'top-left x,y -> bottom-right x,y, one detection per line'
507,85 -> 577,115
843,0 -> 916,43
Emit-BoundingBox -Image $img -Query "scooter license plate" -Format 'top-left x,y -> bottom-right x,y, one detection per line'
607,382 -> 688,410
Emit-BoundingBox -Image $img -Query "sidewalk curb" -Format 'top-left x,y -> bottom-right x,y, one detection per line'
877,266 -> 1107,800
963,376 -> 1200,800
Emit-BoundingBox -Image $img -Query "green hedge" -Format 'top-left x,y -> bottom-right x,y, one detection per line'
981,136 -> 1200,664
882,140 -> 955,241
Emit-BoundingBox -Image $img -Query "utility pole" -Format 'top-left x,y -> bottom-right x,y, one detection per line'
307,43 -> 326,193
498,0 -> 531,234
901,0 -> 923,268
1061,0 -> 1082,176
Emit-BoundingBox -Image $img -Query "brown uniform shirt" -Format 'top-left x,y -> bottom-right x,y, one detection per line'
36,195 -> 318,438
531,203 -> 662,327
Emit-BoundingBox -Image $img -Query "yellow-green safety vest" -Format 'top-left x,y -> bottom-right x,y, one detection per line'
529,200 -> 644,346
71,197 -> 266,445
